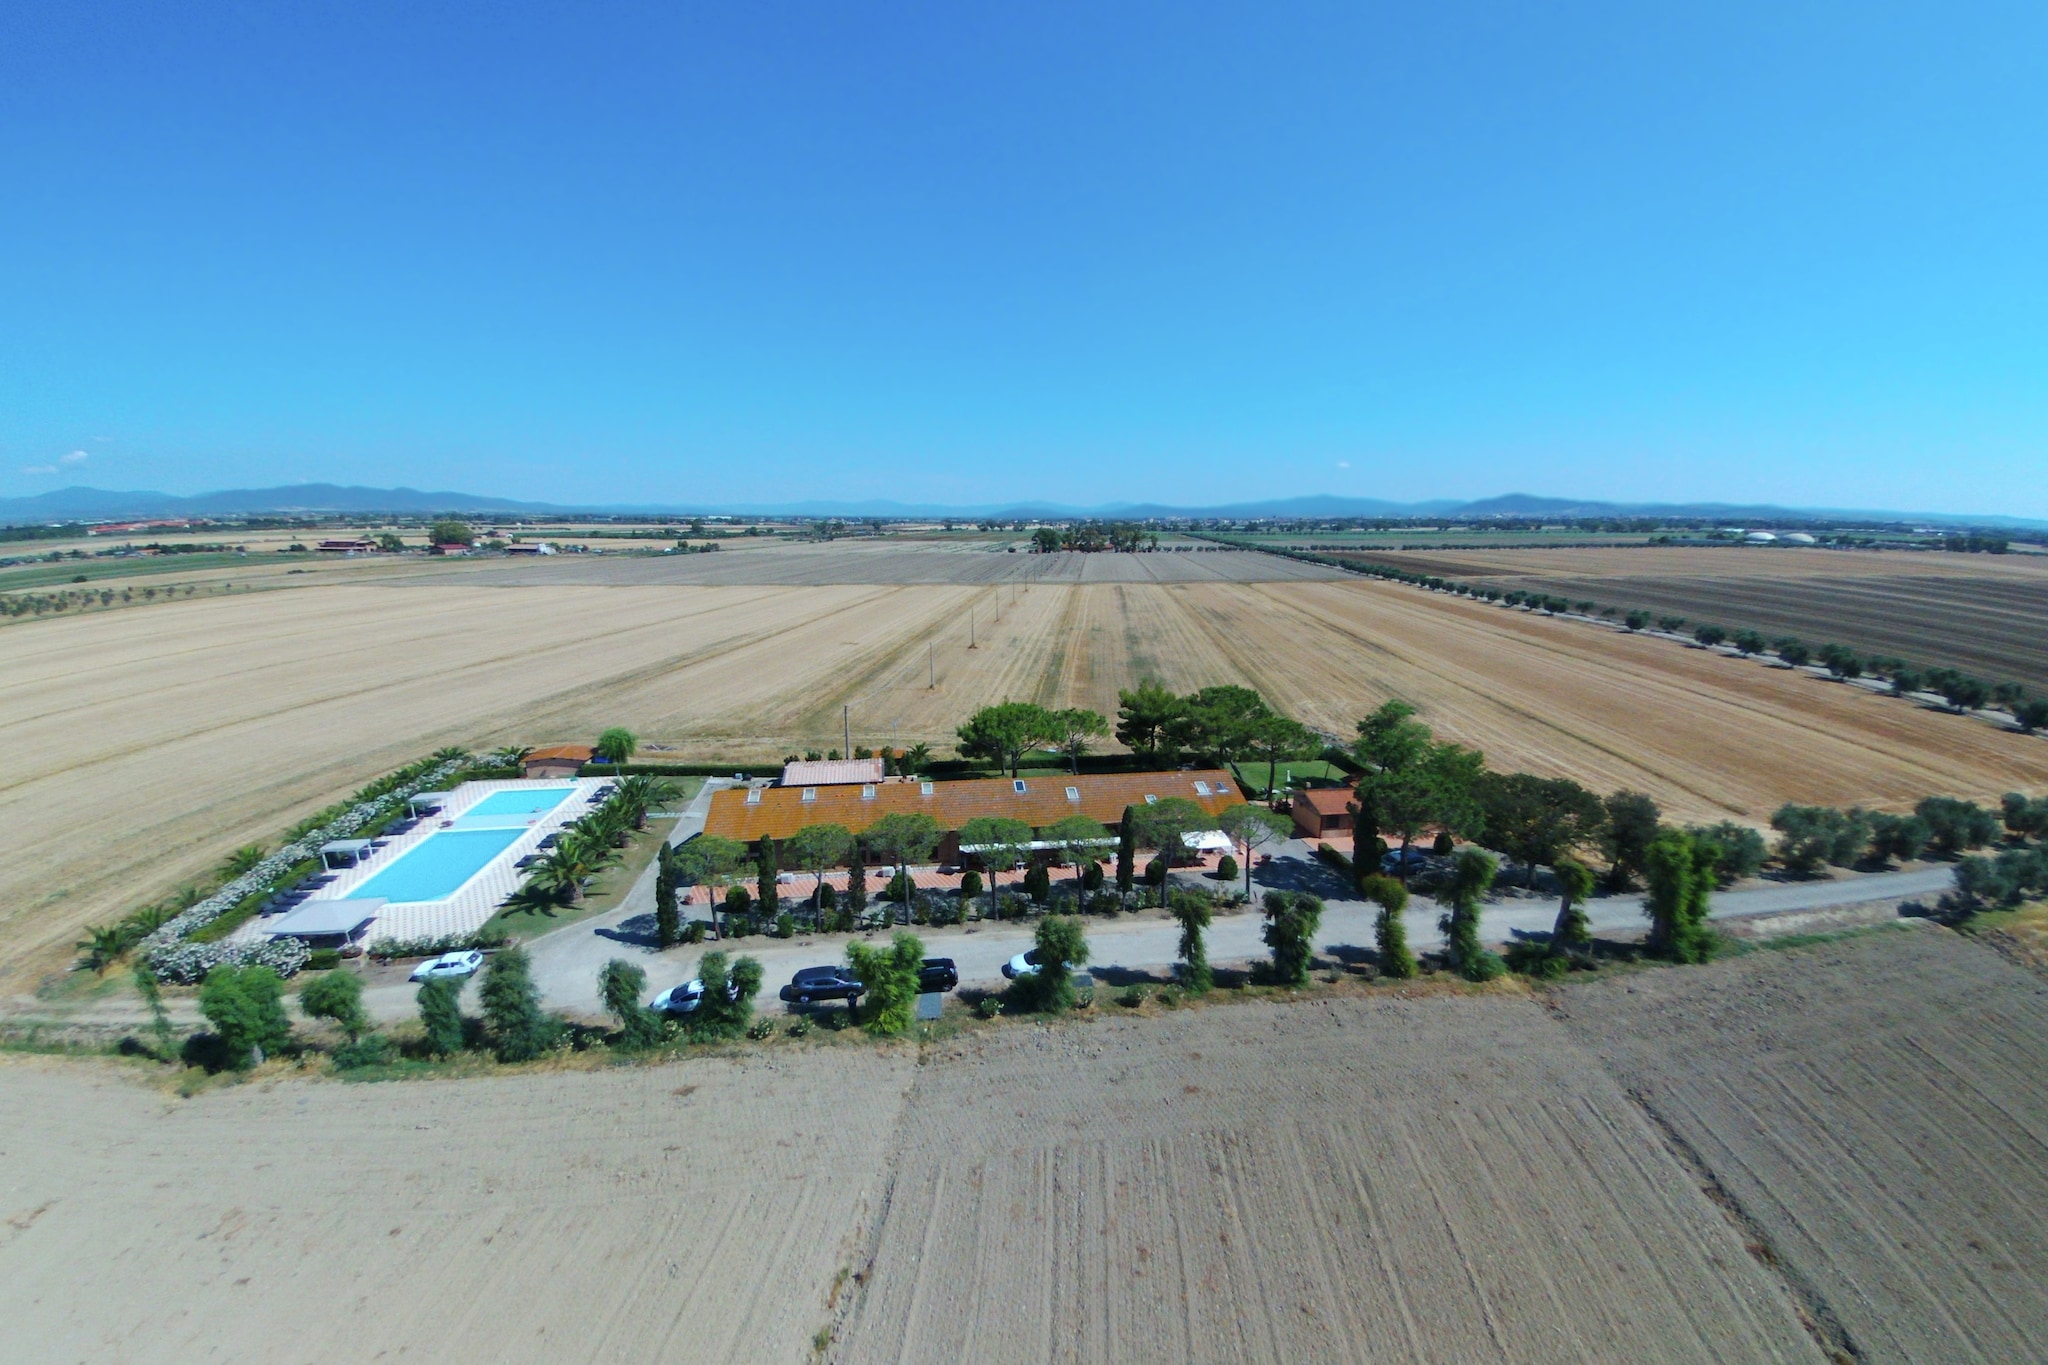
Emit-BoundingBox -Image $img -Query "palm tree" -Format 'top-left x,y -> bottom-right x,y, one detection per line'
613,776 -> 678,829
489,745 -> 532,772
593,727 -> 637,773
222,844 -> 267,876
432,746 -> 469,765
76,924 -> 127,974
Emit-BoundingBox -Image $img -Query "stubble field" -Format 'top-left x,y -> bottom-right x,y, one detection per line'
4,543 -> 2045,994
7,930 -> 2044,1362
1345,546 -> 2048,692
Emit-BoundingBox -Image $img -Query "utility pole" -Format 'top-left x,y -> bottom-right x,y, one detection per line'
843,704 -> 851,760
969,607 -> 976,649
928,642 -> 935,688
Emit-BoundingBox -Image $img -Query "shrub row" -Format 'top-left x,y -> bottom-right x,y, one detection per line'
139,754 -> 471,982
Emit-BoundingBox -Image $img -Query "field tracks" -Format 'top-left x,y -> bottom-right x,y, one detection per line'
1622,1084 -> 1862,1363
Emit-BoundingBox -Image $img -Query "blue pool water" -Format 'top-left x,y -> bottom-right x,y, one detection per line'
353,827 -> 526,903
465,786 -> 574,818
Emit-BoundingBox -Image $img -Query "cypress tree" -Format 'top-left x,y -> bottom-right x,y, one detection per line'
757,836 -> 780,919
847,853 -> 867,918
1116,808 -> 1136,895
1358,874 -> 1416,979
654,844 -> 682,949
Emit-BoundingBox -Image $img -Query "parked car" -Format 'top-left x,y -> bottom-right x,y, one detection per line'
650,979 -> 705,1015
918,958 -> 959,993
1380,846 -> 1430,874
778,965 -> 864,1004
409,950 -> 484,982
1001,948 -> 1043,980
652,977 -> 739,1014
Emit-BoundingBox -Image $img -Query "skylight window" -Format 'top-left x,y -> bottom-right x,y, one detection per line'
1193,781 -> 1211,796
861,784 -> 876,800
745,788 -> 762,805
1013,779 -> 1028,794
801,787 -> 817,803
1065,786 -> 1080,801
920,781 -> 934,796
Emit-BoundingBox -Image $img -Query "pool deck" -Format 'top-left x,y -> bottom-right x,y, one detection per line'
232,777 -> 607,946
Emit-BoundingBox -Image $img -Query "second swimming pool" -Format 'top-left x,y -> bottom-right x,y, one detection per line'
463,786 -> 575,819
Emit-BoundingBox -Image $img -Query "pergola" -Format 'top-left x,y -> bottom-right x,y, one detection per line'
407,791 -> 451,817
320,839 -> 374,870
266,899 -> 383,948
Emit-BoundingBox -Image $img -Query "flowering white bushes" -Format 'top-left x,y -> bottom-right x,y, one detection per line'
142,756 -> 469,982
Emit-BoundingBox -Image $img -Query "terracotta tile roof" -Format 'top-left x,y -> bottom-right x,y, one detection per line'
780,758 -> 885,786
704,769 -> 1244,844
1295,787 -> 1356,816
525,744 -> 595,764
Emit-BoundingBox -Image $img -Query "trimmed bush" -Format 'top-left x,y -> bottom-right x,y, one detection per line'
199,965 -> 293,1067
299,968 -> 368,1040
480,946 -> 560,1062
417,978 -> 466,1057
332,1035 -> 396,1070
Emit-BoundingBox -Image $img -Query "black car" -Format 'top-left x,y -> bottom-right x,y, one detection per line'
918,958 -> 959,993
779,965 -> 864,1004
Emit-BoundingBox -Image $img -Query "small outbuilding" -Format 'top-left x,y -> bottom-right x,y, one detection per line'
523,744 -> 595,779
1291,787 -> 1355,840
780,757 -> 885,787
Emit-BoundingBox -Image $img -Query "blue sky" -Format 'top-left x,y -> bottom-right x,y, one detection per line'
2,2 -> 2044,514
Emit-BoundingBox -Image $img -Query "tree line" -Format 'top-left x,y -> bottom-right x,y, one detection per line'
1221,539 -> 2048,735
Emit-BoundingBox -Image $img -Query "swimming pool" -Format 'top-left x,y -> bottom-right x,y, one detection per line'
352,827 -> 526,903
464,786 -> 574,819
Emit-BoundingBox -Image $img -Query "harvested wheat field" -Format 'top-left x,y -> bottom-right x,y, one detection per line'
832,994 -> 1823,1365
1351,546 -> 2048,692
1557,926 -> 2048,1364
6,550 -> 2047,992
0,1048 -> 918,1364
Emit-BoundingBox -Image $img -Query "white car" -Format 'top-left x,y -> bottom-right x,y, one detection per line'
409,950 -> 484,982
1002,949 -> 1043,980
650,979 -> 706,1015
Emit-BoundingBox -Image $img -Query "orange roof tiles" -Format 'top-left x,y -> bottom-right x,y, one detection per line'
704,769 -> 1245,844
1295,787 -> 1356,815
525,744 -> 595,763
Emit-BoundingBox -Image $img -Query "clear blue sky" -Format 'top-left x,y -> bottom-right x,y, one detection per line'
3,2 -> 2043,514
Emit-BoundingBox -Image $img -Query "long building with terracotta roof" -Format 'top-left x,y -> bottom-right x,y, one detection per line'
703,768 -> 1245,854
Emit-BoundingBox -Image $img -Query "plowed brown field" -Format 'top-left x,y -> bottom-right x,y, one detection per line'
833,995 -> 1821,1365
0,1049 -> 917,1364
5,548 -> 2044,991
6,931 -> 2044,1362
1558,927 -> 2048,1364
1347,546 -> 2048,692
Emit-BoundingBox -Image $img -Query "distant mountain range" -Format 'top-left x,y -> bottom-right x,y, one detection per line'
3,483 -> 2043,530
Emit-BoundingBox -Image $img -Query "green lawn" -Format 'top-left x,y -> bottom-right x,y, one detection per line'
1231,759 -> 1350,799
481,814 -> 681,941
